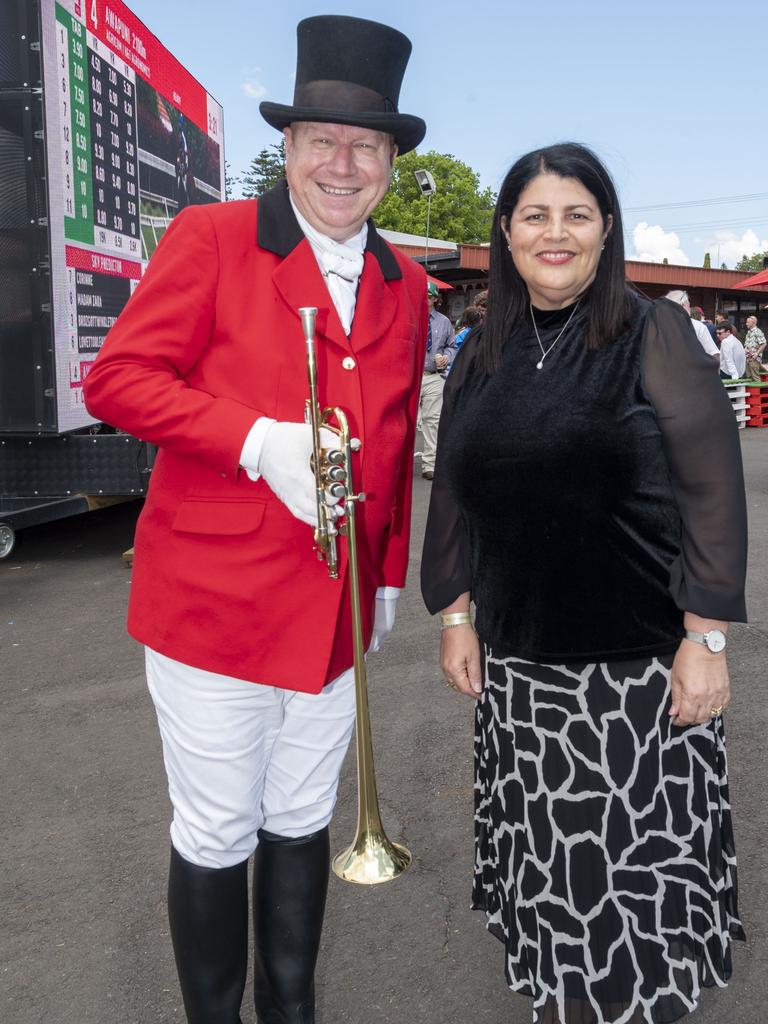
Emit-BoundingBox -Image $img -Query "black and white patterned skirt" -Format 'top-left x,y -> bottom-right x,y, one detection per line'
473,650 -> 744,1024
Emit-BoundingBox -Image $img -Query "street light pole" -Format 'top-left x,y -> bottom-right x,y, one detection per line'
413,169 -> 437,271
424,193 -> 432,268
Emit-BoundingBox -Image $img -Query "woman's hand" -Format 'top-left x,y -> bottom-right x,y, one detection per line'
440,624 -> 483,699
669,639 -> 730,726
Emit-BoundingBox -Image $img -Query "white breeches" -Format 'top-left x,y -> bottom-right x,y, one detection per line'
146,648 -> 357,869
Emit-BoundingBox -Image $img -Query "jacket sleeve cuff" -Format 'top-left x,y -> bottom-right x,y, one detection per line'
240,417 -> 276,481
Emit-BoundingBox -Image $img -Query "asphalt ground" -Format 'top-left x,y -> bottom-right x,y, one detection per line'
2,432 -> 767,1024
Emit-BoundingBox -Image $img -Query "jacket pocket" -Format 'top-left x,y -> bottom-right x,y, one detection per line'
172,498 -> 267,535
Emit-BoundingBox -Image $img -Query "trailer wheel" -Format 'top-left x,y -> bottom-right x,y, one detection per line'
0,523 -> 16,560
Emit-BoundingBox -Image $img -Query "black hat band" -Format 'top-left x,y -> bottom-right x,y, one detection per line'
294,80 -> 397,115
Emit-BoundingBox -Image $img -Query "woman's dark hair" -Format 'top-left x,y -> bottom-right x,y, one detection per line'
480,142 -> 635,375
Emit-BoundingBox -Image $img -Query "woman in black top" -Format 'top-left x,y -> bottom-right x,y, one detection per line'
421,143 -> 747,1024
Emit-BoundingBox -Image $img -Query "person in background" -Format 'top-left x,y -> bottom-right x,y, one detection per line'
717,321 -> 747,380
420,280 -> 455,480
454,305 -> 483,351
422,142 -> 746,1024
692,304 -> 717,342
744,315 -> 767,381
83,16 -> 427,1024
665,289 -> 719,360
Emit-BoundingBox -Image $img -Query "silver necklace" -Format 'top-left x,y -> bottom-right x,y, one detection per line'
530,300 -> 580,369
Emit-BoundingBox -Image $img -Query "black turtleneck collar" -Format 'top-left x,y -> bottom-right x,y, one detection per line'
256,180 -> 402,281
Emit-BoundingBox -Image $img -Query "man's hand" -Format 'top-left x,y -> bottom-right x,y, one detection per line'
368,590 -> 399,653
255,421 -> 338,526
434,353 -> 449,371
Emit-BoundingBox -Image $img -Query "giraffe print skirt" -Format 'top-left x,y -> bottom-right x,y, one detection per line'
472,650 -> 744,1024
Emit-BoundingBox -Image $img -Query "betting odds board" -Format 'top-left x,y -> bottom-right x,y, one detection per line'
41,0 -> 224,431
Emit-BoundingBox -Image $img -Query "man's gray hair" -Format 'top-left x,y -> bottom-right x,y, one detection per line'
665,289 -> 690,307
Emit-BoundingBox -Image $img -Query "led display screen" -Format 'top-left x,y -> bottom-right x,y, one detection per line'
41,0 -> 224,431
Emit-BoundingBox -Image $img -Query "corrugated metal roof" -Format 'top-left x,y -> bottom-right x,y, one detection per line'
378,228 -> 456,250
396,243 -> 767,292
624,261 -> 758,289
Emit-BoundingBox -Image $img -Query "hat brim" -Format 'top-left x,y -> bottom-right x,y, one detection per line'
260,102 -> 426,155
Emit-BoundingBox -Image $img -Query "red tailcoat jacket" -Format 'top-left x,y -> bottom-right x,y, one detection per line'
83,183 -> 427,693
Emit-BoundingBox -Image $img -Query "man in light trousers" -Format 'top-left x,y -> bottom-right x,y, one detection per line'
420,280 -> 455,479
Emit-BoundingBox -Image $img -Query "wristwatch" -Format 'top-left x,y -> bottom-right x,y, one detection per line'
684,628 -> 727,653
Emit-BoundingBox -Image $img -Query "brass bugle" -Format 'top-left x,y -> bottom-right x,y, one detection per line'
298,306 -> 412,885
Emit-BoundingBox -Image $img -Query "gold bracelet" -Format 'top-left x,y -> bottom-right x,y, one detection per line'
440,611 -> 472,629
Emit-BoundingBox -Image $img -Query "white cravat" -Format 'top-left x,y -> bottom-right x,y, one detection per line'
289,195 -> 367,336
239,198 -> 367,485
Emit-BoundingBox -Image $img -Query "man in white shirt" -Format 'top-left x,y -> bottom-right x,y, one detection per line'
717,322 -> 747,380
664,290 -> 719,360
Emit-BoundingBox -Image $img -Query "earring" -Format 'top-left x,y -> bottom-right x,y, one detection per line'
601,244 -> 606,251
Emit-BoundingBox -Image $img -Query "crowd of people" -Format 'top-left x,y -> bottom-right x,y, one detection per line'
660,291 -> 767,382
82,13 -> 753,1024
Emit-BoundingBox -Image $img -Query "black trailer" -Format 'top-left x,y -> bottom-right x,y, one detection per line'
0,0 -> 225,557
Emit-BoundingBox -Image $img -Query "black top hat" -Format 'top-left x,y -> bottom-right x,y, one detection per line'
260,16 -> 426,155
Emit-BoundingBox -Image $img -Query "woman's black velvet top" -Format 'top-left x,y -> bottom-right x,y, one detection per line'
421,296 -> 748,662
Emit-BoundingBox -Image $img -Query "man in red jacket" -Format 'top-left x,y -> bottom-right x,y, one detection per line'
84,16 -> 426,1024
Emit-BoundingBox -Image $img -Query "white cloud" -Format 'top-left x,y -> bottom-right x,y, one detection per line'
699,229 -> 768,270
630,222 -> 689,265
241,78 -> 267,100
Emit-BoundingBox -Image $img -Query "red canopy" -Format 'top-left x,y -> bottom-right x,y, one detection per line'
427,273 -> 453,290
734,267 -> 768,290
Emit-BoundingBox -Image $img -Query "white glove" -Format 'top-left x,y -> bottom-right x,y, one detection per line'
255,421 -> 339,527
368,588 -> 400,653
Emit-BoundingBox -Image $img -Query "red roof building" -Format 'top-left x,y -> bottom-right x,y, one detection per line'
384,235 -> 768,331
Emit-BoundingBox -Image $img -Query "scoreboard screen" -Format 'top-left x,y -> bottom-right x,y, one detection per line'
41,0 -> 224,431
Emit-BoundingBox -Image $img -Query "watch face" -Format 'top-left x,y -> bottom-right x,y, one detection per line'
706,629 -> 727,653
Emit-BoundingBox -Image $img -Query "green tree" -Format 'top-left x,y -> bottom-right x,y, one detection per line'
241,141 -> 286,197
736,250 -> 768,272
703,252 -> 711,269
224,161 -> 240,200
374,150 -> 495,243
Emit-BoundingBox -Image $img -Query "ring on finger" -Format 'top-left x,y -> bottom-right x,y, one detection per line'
710,704 -> 724,717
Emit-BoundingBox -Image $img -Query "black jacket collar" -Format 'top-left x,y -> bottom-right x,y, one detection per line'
256,180 -> 402,281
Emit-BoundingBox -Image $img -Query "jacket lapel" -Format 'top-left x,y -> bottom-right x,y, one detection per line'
271,241 -> 349,351
349,253 -> 398,354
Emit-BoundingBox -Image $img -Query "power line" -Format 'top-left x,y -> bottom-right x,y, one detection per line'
661,216 -> 768,235
625,191 -> 768,213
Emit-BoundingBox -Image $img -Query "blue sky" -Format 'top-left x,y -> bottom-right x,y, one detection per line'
126,0 -> 767,269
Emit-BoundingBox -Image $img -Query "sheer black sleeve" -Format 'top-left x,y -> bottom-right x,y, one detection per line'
641,299 -> 748,622
420,330 -> 479,614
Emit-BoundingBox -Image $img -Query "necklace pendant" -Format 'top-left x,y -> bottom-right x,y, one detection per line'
536,360 -> 544,370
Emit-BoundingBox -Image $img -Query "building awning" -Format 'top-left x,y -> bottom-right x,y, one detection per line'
427,274 -> 453,291
734,267 -> 768,290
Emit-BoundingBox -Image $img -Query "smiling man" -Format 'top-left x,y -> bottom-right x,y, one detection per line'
83,15 -> 426,1024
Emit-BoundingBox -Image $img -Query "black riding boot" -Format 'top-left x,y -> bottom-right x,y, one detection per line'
253,827 -> 330,1024
167,846 -> 248,1024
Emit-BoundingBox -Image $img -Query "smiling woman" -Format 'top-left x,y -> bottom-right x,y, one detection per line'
501,175 -> 611,311
422,142 -> 748,1024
